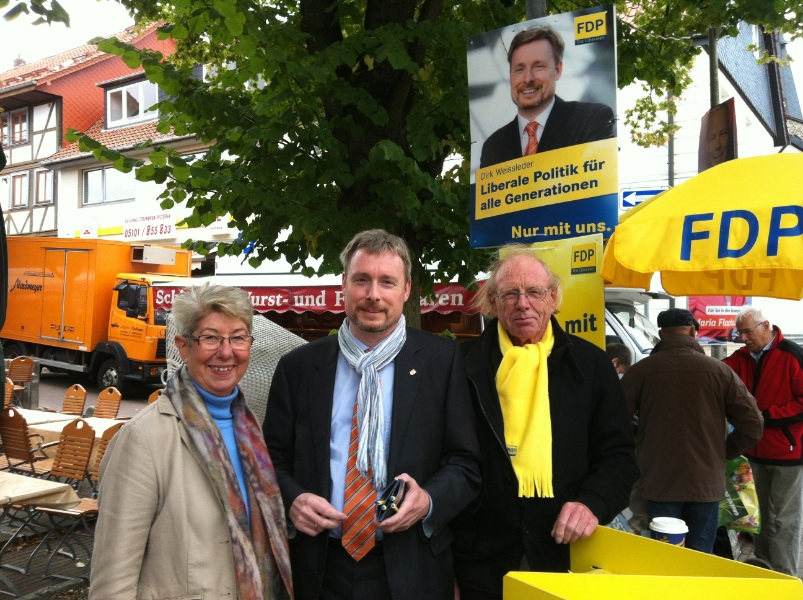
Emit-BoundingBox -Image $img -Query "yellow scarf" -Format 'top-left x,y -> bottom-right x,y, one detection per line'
496,320 -> 555,498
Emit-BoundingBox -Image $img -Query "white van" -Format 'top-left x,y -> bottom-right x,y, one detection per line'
604,288 -> 670,364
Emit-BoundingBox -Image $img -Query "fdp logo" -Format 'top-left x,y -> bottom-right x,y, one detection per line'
571,243 -> 596,275
574,13 -> 607,45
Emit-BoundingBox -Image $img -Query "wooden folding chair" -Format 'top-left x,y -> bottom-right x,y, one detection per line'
38,419 -> 96,489
0,407 -> 57,476
7,357 -> 34,403
30,421 -> 117,581
32,498 -> 98,580
61,384 -> 88,416
147,388 -> 163,404
0,418 -> 94,576
93,387 -> 122,419
3,377 -> 12,409
88,421 -> 124,497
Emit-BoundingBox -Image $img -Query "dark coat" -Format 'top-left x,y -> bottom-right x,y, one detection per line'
622,333 -> 762,502
264,328 -> 481,599
452,318 -> 637,594
479,96 -> 616,169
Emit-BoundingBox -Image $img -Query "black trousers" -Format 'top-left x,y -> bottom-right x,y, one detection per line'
319,537 -> 392,600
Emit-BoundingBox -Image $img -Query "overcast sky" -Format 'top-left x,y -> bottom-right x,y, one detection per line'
4,1 -> 803,108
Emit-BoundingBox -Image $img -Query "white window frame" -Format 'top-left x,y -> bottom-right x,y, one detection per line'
106,80 -> 159,127
83,165 -> 135,205
1,108 -> 29,146
11,172 -> 29,208
34,168 -> 54,205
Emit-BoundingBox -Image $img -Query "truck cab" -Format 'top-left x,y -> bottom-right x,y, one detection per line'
96,274 -> 186,390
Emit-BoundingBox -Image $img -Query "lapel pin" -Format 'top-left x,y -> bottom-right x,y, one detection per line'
410,369 -> 417,376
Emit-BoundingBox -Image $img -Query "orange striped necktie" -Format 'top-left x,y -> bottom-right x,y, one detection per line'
341,400 -> 376,561
524,121 -> 539,155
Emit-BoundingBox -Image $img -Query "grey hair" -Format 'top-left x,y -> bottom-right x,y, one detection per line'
471,245 -> 563,316
339,229 -> 412,283
172,283 -> 253,336
736,306 -> 769,328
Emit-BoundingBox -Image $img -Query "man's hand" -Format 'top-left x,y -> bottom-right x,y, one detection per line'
289,492 -> 346,536
551,501 -> 598,544
377,473 -> 431,534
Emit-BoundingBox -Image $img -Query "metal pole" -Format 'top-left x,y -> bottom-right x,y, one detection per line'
709,26 -> 719,107
525,0 -> 547,20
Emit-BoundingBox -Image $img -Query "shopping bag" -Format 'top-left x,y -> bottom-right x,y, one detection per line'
718,474 -> 748,527
725,456 -> 760,534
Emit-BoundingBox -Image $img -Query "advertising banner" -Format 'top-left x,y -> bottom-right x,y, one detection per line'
154,282 -> 479,316
468,5 -> 618,248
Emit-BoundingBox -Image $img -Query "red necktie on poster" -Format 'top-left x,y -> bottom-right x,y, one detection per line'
341,400 -> 376,561
525,121 -> 539,156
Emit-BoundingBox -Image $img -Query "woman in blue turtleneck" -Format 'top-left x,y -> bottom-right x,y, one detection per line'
91,283 -> 293,599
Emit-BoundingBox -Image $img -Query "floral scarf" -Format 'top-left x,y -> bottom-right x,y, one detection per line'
167,366 -> 293,599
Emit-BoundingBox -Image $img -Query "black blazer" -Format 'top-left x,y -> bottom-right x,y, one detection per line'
479,96 -> 616,169
264,328 -> 481,600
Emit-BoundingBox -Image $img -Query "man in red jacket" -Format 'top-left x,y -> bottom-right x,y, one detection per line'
724,307 -> 803,576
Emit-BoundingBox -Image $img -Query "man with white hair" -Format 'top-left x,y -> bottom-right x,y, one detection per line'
452,247 -> 637,599
724,307 -> 803,575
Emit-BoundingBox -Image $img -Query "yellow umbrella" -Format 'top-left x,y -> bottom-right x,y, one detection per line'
602,154 -> 803,300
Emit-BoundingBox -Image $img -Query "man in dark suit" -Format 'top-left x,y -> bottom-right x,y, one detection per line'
264,229 -> 481,599
479,26 -> 615,169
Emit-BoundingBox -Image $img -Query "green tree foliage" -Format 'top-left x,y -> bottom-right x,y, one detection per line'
60,0 -> 803,324
1,0 -> 69,24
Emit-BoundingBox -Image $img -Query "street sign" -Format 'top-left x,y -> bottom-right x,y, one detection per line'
620,188 -> 668,211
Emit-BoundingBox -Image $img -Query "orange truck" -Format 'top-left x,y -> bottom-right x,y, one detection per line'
0,237 -> 191,391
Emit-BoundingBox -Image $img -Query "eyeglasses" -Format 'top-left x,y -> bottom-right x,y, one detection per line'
734,323 -> 764,336
497,287 -> 551,305
187,334 -> 254,350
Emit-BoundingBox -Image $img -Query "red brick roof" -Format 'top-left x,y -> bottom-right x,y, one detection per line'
0,22 -> 165,92
44,116 -> 194,163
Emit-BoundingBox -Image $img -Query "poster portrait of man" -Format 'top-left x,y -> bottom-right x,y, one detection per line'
467,6 -> 619,249
468,8 -> 617,173
698,98 -> 738,173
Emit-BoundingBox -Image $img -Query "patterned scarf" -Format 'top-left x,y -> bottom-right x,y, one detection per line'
167,366 -> 293,599
496,320 -> 555,498
337,315 -> 407,490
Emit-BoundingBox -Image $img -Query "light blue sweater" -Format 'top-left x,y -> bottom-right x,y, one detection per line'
193,382 -> 250,518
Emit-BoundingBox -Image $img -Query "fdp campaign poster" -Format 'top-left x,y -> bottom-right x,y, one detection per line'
468,5 -> 618,249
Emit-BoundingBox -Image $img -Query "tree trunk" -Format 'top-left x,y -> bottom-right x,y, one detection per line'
404,257 -> 422,330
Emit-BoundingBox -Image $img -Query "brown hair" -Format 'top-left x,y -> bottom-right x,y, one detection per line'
339,229 -> 412,283
507,26 -> 565,66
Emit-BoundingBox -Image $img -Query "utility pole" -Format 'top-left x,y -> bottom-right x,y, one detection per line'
525,0 -> 547,20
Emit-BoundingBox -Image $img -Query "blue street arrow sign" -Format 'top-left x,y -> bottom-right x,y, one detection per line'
620,188 -> 668,211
